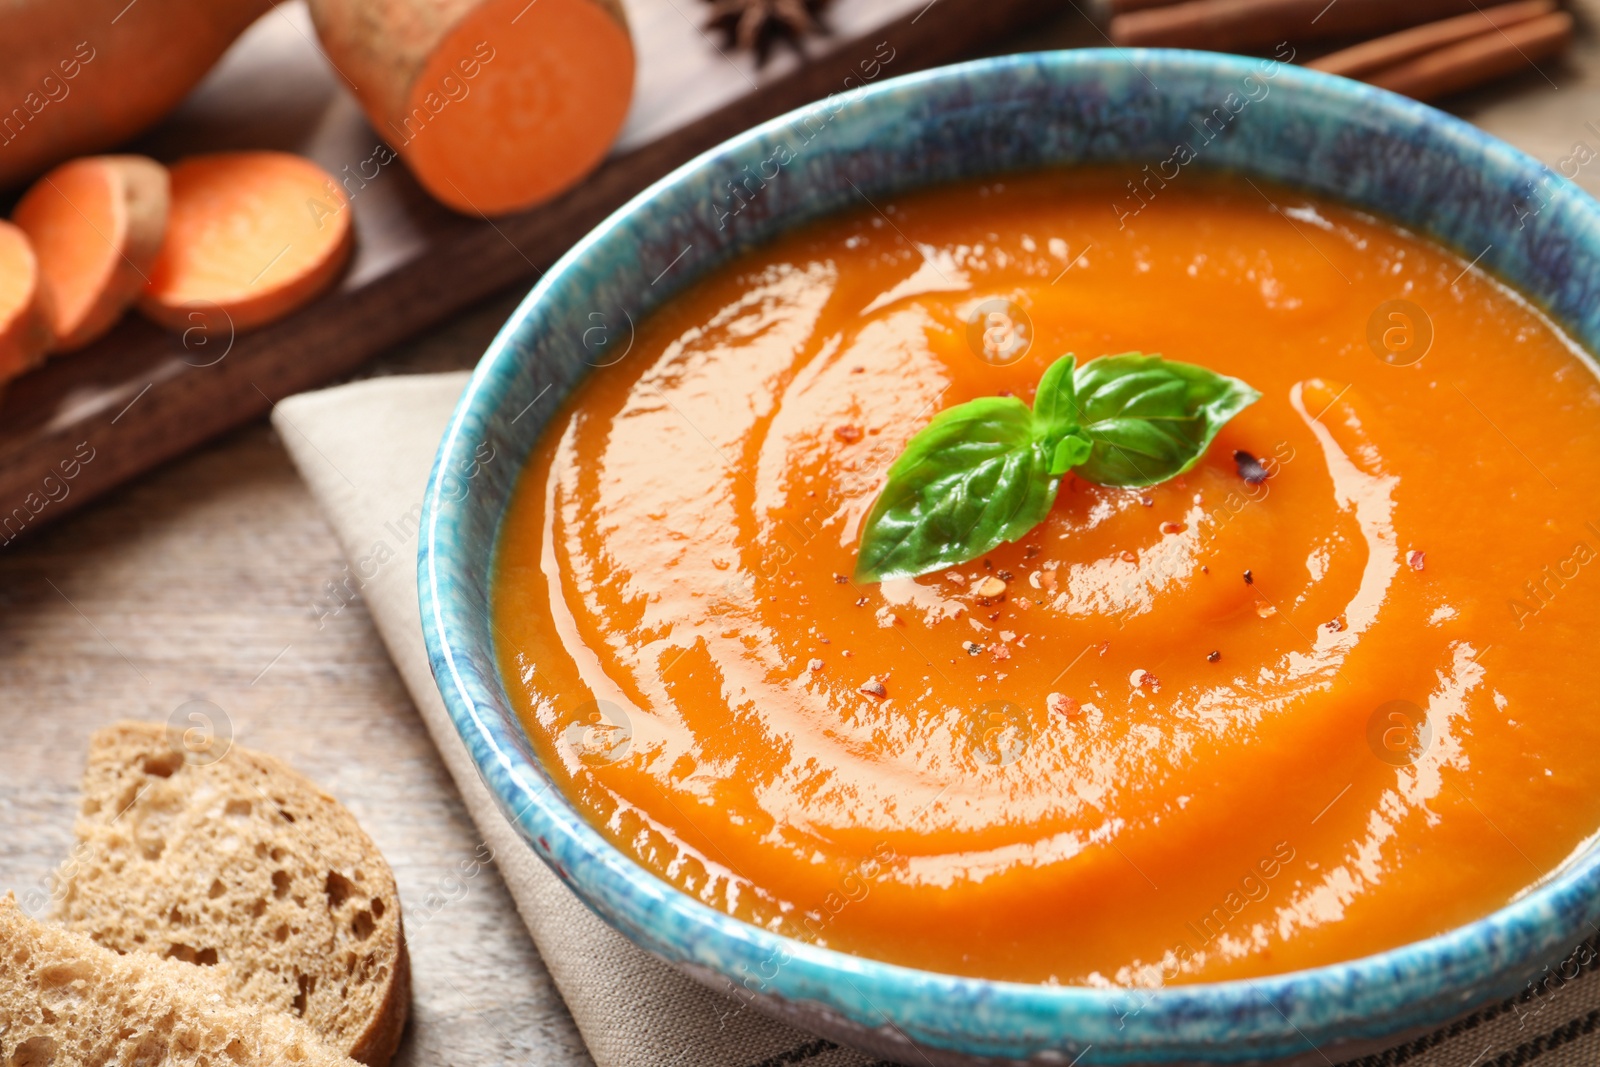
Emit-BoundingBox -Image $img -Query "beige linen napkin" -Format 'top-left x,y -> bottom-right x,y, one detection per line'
274,372 -> 1600,1067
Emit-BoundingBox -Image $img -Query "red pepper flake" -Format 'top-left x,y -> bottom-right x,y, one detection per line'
1243,569 -> 1254,585
1120,550 -> 1137,563
807,658 -> 824,672
1201,565 -> 1210,575
1098,640 -> 1110,656
858,678 -> 887,699
990,643 -> 1010,662
854,596 -> 869,607
850,366 -> 864,374
1325,618 -> 1344,633
1206,650 -> 1221,663
1409,550 -> 1426,572
1024,544 -> 1041,559
1160,521 -> 1185,535
997,389 -> 1014,397
1131,669 -> 1161,692
833,574 -> 849,584
833,425 -> 863,443
1139,494 -> 1154,507
1047,692 -> 1080,719
998,570 -> 1015,582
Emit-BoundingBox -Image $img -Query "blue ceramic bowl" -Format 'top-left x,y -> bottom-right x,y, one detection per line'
419,50 -> 1600,1065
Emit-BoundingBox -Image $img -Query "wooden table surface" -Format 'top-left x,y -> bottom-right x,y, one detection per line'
3,8 -> 1600,1065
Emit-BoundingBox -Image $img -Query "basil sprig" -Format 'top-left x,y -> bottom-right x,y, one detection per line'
854,352 -> 1259,582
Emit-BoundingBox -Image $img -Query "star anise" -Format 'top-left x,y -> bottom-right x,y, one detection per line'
704,0 -> 832,65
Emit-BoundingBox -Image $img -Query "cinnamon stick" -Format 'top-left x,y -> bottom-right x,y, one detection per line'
1367,10 -> 1573,101
1308,0 -> 1556,78
1108,0 -> 1187,13
1110,0 -> 1487,51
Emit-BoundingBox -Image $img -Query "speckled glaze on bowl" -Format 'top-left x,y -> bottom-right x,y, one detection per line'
419,50 -> 1600,1066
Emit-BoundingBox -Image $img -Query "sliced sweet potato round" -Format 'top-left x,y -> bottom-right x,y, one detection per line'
0,221 -> 55,381
139,151 -> 353,334
13,155 -> 170,352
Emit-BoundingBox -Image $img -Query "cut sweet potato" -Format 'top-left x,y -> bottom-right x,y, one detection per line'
13,155 -> 170,351
308,0 -> 635,216
0,0 -> 273,190
139,151 -> 353,333
0,221 -> 54,381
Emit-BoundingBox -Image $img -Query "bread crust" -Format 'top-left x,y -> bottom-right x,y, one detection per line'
349,919 -> 411,1066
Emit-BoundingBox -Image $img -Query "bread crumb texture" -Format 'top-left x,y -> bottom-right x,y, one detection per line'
51,722 -> 408,1066
0,894 -> 360,1066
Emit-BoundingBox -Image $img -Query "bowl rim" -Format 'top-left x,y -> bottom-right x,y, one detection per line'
419,47 -> 1600,1058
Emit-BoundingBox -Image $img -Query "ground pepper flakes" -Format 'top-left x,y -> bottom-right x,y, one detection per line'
1047,693 -> 1080,719
1131,669 -> 1161,692
1234,449 -> 1270,484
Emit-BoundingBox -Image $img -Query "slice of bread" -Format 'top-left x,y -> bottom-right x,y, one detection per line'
52,722 -> 409,1066
0,894 -> 360,1067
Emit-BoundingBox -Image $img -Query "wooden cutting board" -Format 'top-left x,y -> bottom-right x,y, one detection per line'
0,0 -> 1055,545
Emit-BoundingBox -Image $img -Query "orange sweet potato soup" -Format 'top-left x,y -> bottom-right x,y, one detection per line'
492,171 -> 1600,987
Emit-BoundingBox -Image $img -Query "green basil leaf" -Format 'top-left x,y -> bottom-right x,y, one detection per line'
1050,432 -> 1093,475
1031,353 -> 1079,445
1071,353 -> 1260,487
853,350 -> 1258,582
854,398 -> 1057,582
